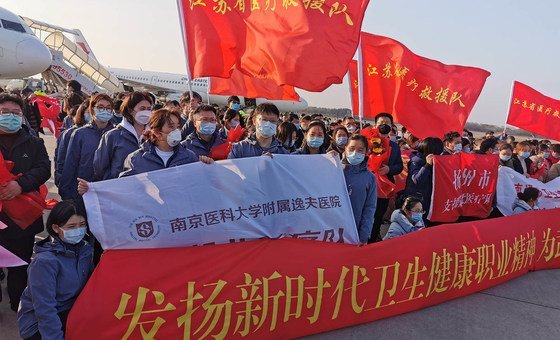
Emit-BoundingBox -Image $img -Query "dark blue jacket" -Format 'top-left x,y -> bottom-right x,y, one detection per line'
343,160 -> 377,243
54,126 -> 77,187
403,151 -> 433,211
59,122 -> 113,199
62,115 -> 74,130
120,140 -> 199,177
17,237 -> 94,339
387,140 -> 404,182
181,119 -> 196,140
181,130 -> 225,157
228,134 -> 288,159
218,127 -> 228,141
93,124 -> 141,180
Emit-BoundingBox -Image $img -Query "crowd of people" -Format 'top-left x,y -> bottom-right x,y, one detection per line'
0,79 -> 558,338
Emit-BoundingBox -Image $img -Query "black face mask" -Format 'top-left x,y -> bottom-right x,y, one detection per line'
378,124 -> 391,135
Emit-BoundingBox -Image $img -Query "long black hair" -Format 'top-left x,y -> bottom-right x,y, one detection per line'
45,199 -> 87,238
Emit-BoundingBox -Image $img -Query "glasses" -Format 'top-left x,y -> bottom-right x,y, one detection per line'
94,106 -> 112,111
0,111 -> 23,115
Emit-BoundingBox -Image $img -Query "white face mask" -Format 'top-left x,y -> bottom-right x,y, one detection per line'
134,110 -> 151,125
166,129 -> 182,147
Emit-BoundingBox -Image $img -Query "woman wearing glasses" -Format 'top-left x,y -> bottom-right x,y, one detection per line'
59,94 -> 114,199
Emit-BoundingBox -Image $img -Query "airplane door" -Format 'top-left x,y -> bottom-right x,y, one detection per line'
150,75 -> 158,85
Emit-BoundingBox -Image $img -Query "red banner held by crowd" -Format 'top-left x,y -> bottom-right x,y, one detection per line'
506,81 -> 560,141
178,0 -> 370,92
210,68 -> 300,101
66,209 -> 560,339
353,33 -> 490,139
429,154 -> 499,222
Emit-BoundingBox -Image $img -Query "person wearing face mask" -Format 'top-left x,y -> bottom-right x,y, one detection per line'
93,92 -> 153,181
0,94 -> 50,312
383,196 -> 425,240
327,126 -> 349,158
293,121 -> 328,155
476,138 -> 498,155
369,112 -> 404,242
118,109 -> 211,177
498,143 -> 515,170
529,143 -> 552,181
442,131 -> 463,155
294,115 -> 311,148
181,105 -> 225,158
461,138 -> 473,153
512,187 -> 540,214
342,116 -> 358,135
276,122 -> 298,153
227,95 -> 242,112
59,94 -> 115,200
228,103 -> 288,159
109,99 -> 124,125
545,144 -> 560,182
219,109 -> 242,140
512,141 -> 533,177
17,200 -> 94,340
403,137 -> 444,223
179,91 -> 203,139
55,100 -> 90,187
342,135 -> 377,244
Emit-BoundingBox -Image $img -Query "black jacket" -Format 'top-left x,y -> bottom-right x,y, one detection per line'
0,126 -> 51,239
512,154 -> 532,175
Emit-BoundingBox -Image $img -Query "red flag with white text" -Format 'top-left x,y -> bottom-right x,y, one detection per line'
354,33 -> 490,139
178,0 -> 370,92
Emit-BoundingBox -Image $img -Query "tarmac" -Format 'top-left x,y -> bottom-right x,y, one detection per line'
1,133 -> 559,339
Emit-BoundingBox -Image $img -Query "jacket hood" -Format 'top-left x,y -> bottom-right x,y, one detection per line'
512,198 -> 532,212
390,209 -> 423,231
342,158 -> 369,174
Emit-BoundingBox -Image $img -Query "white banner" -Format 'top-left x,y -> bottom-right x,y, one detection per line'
497,166 -> 560,216
84,155 -> 359,249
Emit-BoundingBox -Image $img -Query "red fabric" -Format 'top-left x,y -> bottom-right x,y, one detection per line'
394,149 -> 413,193
208,125 -> 247,160
31,95 -> 62,137
429,153 -> 499,222
180,0 -> 370,92
360,127 -> 394,198
352,33 -> 490,139
349,59 -> 359,114
506,81 -> 560,141
210,68 -> 300,101
66,209 -> 560,339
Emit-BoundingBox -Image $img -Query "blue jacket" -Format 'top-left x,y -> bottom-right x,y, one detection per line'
120,140 -> 199,177
343,160 -> 377,243
54,126 -> 77,187
181,130 -> 225,157
218,127 -> 228,141
512,198 -> 533,215
403,151 -> 433,211
62,115 -> 74,130
17,237 -> 94,339
93,124 -> 141,180
383,209 -> 424,240
59,121 -> 113,199
181,119 -> 196,140
228,134 -> 288,159
387,140 -> 404,182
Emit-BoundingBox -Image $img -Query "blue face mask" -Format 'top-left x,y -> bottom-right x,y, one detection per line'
336,137 -> 348,146
230,120 -> 240,129
94,108 -> 113,123
346,151 -> 365,165
464,147 -> 471,153
231,103 -> 241,111
307,136 -> 324,149
84,113 -> 92,123
0,113 -> 23,133
295,123 -> 301,130
411,212 -> 423,224
520,151 -> 531,159
500,154 -> 511,162
257,121 -> 277,138
454,143 -> 463,152
199,122 -> 216,135
114,112 -> 123,118
543,152 -> 550,159
61,227 -> 87,245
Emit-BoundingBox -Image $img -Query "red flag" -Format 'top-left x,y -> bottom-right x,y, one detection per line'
178,0 -> 370,92
429,153 -> 499,222
353,33 -> 490,139
349,60 -> 359,114
30,94 -> 62,137
210,68 -> 300,101
506,81 -> 560,141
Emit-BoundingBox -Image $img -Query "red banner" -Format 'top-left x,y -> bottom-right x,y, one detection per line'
354,33 -> 490,139
179,0 -> 370,92
506,81 -> 560,141
349,59 -> 359,114
210,68 -> 300,101
30,94 -> 62,137
429,154 -> 499,222
67,209 -> 560,339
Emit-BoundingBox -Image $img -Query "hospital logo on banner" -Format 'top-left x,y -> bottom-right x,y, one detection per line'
129,216 -> 161,242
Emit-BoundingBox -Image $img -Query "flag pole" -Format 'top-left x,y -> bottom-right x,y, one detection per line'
207,77 -> 211,104
176,0 -> 193,97
503,81 -> 515,134
357,36 -> 364,130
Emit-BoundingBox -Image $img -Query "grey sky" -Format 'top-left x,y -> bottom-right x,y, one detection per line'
4,0 -> 559,125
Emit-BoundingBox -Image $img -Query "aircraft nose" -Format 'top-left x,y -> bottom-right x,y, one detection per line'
16,38 -> 52,76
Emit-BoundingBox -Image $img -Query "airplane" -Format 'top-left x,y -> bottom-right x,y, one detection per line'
0,7 -> 52,79
108,67 -> 309,112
